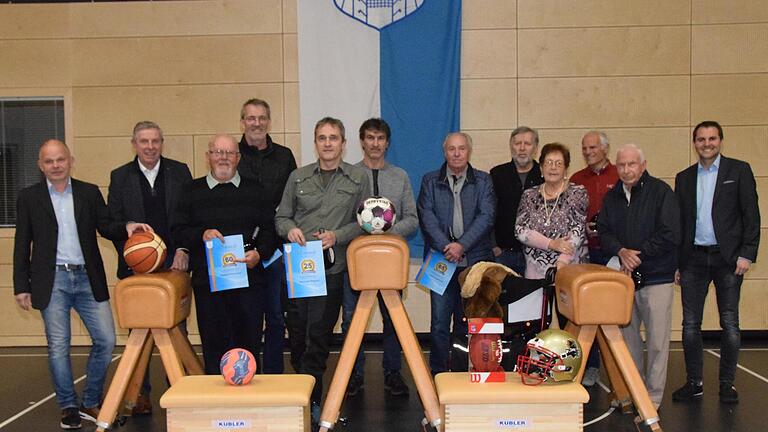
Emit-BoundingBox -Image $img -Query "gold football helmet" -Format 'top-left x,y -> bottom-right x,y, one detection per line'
516,329 -> 582,385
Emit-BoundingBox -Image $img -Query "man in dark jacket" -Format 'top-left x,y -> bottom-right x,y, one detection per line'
238,98 -> 297,374
597,144 -> 680,408
672,121 -> 760,404
418,132 -> 496,374
490,126 -> 543,275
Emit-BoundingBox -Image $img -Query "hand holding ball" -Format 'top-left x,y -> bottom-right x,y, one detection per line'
220,348 -> 257,385
123,231 -> 167,274
357,196 -> 396,234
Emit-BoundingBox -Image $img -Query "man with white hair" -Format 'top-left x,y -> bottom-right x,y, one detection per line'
569,130 -> 619,386
417,132 -> 496,374
596,144 -> 680,408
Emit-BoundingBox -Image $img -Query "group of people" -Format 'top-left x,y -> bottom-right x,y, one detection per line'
12,95 -> 759,431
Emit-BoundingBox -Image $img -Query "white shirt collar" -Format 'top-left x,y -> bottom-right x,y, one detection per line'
137,159 -> 161,187
206,171 -> 241,189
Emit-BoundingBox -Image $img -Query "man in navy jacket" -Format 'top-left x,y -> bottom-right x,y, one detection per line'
417,132 -> 495,374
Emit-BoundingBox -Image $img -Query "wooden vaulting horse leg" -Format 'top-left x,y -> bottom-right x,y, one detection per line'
318,290 -> 378,431
380,289 -> 441,430
120,334 -> 154,416
596,327 -> 633,412
95,328 -> 150,431
169,325 -> 203,375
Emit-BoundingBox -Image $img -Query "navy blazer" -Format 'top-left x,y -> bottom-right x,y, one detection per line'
108,157 -> 192,278
13,179 -> 127,310
675,155 -> 760,270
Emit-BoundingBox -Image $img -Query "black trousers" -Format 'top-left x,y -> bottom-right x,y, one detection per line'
193,281 -> 265,375
286,272 -> 344,403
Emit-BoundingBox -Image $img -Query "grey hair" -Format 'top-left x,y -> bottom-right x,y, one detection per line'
443,132 -> 473,152
585,130 -> 609,150
510,126 -> 539,146
132,121 -> 164,142
616,143 -> 645,163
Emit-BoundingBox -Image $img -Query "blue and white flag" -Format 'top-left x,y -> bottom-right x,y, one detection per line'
298,0 -> 462,254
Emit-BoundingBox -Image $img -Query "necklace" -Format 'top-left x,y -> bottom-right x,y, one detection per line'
542,181 -> 565,226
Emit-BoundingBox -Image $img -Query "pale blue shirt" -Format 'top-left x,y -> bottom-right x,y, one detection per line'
48,178 -> 86,265
694,154 -> 720,246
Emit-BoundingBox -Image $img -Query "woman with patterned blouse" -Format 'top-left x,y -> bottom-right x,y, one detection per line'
515,142 -> 589,280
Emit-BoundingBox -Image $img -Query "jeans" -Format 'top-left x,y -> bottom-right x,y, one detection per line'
262,257 -> 286,374
680,248 -> 742,384
494,249 -> 525,276
429,267 -> 467,374
41,269 -> 116,409
341,274 -> 403,378
286,272 -> 344,403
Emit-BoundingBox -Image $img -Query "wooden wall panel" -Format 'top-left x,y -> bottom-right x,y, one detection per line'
691,74 -> 768,125
692,24 -> 768,74
518,0 -> 691,28
518,76 -> 690,128
464,130 -> 513,173
69,0 -> 282,38
462,0 -> 516,30
284,82 -> 300,133
692,0 -> 768,24
72,83 -> 284,137
462,30 -> 517,79
0,238 -> 12,264
0,40 -> 71,88
518,27 -> 690,77
72,35 -> 283,86
461,79 -> 517,130
284,33 -> 299,82
282,0 -> 297,33
749,229 -> 768,278
0,4 -> 69,39
722,126 -> 768,177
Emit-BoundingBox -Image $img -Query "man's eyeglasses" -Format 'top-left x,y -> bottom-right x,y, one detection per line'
243,115 -> 269,123
208,149 -> 240,158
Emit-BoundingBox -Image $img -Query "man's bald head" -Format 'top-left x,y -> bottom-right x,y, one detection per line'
38,139 -> 73,187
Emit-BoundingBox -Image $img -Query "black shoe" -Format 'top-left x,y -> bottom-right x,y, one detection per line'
672,381 -> 703,402
346,374 -> 364,397
78,405 -> 100,424
384,371 -> 410,396
719,383 -> 739,404
60,407 -> 82,430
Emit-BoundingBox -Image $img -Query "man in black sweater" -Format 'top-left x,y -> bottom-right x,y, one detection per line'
172,134 -> 277,374
237,98 -> 297,374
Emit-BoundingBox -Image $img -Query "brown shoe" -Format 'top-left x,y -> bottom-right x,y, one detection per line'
78,405 -> 99,425
131,393 -> 153,416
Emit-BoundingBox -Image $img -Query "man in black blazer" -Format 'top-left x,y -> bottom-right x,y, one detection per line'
13,140 -> 148,429
672,121 -> 760,404
108,121 -> 193,278
107,121 -> 192,415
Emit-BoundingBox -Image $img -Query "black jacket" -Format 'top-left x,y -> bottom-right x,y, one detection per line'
108,157 -> 193,279
238,134 -> 297,209
675,155 -> 760,270
14,179 -> 127,310
490,160 -> 543,250
598,171 -> 680,285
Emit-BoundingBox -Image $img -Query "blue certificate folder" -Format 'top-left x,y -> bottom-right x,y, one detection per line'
415,249 -> 457,295
284,240 -> 327,299
205,234 -> 249,292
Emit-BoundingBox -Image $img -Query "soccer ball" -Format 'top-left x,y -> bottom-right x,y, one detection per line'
356,196 -> 397,234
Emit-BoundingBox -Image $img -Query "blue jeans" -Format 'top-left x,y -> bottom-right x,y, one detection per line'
494,249 -> 526,276
262,257 -> 286,374
341,274 -> 403,377
429,267 -> 467,374
41,269 -> 116,409
680,248 -> 742,384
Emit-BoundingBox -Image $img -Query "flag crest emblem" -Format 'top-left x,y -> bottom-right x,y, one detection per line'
334,0 -> 425,30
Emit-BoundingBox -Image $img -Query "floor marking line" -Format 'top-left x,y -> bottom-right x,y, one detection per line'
705,349 -> 768,384
584,407 -> 616,427
0,354 -> 121,430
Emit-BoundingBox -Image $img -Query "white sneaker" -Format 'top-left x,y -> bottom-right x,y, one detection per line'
582,367 -> 600,387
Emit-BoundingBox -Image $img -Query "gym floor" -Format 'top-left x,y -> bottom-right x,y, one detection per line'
0,340 -> 766,432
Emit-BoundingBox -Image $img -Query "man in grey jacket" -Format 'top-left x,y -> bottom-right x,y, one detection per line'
342,118 -> 418,397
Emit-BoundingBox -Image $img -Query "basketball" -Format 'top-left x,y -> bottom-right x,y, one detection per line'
469,334 -> 503,372
220,348 -> 257,386
123,231 -> 167,274
356,196 -> 396,234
